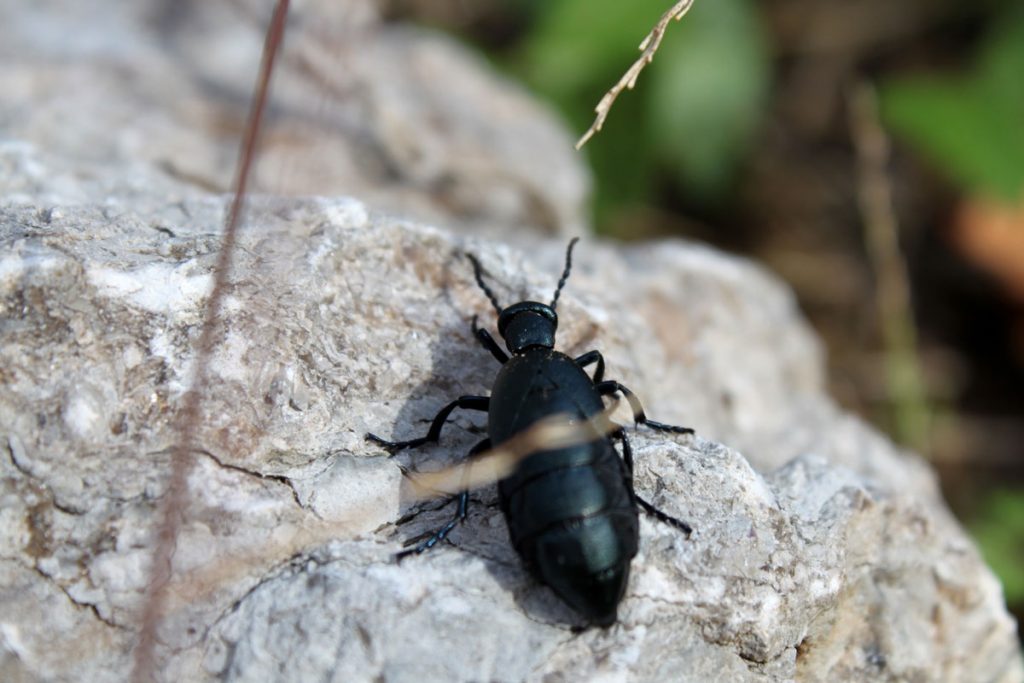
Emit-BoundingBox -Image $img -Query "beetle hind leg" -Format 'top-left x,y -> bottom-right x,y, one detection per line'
394,438 -> 490,560
635,494 -> 692,536
396,491 -> 470,560
614,428 -> 693,537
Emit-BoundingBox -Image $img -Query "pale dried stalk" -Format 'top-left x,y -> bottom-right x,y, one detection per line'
166,403 -> 625,610
576,0 -> 697,149
407,401 -> 622,495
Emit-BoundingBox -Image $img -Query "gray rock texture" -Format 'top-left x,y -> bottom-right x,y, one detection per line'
0,0 -> 587,239
1,2 -> 1022,682
2,174 -> 1022,682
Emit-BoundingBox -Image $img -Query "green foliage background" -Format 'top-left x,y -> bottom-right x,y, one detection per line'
881,6 -> 1024,203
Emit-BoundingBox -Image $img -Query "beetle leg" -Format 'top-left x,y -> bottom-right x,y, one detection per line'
614,429 -> 692,537
574,350 -> 605,383
472,315 -> 508,364
367,396 -> 490,451
395,438 -> 490,559
613,427 -> 635,493
614,427 -> 634,473
635,495 -> 693,537
595,381 -> 693,435
396,491 -> 469,560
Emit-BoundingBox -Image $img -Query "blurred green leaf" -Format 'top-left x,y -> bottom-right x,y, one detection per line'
646,0 -> 769,200
971,488 -> 1024,603
880,9 -> 1024,203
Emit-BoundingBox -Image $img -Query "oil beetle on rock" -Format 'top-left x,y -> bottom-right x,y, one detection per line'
367,238 -> 694,627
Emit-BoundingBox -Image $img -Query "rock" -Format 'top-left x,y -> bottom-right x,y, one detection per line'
0,1 -> 1021,682
1,172 -> 1021,680
0,0 -> 588,239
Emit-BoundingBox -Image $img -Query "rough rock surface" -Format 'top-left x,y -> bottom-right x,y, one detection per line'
0,0 -> 588,239
1,2 -> 1022,682
2,157 -> 1022,681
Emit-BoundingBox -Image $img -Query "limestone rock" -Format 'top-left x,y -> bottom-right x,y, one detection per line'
1,169 -> 1021,680
0,0 -> 588,239
0,1 -> 1021,681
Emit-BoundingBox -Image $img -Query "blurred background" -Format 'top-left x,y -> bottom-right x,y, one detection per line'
373,0 -> 1024,629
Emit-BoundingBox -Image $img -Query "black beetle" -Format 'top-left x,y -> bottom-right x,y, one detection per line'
367,239 -> 693,627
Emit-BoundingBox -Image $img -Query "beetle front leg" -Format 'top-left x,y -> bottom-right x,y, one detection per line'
574,350 -> 605,383
595,381 -> 693,435
472,315 -> 508,364
366,395 -> 490,451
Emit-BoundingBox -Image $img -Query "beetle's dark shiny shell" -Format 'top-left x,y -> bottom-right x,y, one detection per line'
489,349 -> 637,625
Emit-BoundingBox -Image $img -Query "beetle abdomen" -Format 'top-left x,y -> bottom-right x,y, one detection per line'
499,442 -> 634,546
498,441 -> 638,625
489,347 -> 640,625
532,512 -> 636,626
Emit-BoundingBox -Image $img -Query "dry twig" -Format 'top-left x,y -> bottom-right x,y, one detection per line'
165,402 -> 631,610
576,0 -> 697,149
848,80 -> 930,451
406,401 -> 622,496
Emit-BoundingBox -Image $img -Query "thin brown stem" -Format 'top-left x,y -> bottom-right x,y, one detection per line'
129,2 -> 291,681
848,80 -> 930,452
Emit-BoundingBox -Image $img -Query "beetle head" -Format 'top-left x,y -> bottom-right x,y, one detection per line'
497,301 -> 557,353
467,238 -> 579,355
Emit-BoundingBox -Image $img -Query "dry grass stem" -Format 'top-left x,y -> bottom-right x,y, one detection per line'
407,402 -> 622,495
167,403 -> 627,610
576,0 -> 697,149
848,80 -> 930,451
130,2 -> 292,681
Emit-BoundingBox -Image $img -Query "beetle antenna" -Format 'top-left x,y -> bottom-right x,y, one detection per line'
466,253 -> 503,315
550,237 -> 579,310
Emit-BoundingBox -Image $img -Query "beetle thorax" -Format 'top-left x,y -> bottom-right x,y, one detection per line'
497,301 -> 558,353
